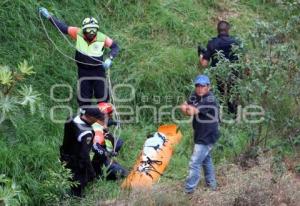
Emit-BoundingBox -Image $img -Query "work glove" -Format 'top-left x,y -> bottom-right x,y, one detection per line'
107,151 -> 118,158
107,118 -> 119,127
105,139 -> 114,153
103,58 -> 113,70
96,143 -> 117,158
38,7 -> 51,19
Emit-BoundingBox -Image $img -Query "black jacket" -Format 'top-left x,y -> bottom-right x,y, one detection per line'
203,34 -> 238,67
187,91 -> 220,145
61,115 -> 95,164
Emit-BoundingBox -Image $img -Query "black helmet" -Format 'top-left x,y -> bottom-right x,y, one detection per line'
82,106 -> 104,120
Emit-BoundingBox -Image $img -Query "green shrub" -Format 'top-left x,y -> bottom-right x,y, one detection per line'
0,174 -> 28,206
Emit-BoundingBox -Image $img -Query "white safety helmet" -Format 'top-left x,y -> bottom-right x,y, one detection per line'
82,17 -> 99,30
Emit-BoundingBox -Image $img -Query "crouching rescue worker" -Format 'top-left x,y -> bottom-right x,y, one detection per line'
60,104 -> 107,197
180,75 -> 220,193
38,7 -> 120,106
91,102 -> 128,180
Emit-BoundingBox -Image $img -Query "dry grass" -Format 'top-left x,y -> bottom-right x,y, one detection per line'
102,155 -> 300,206
101,185 -> 189,206
213,0 -> 241,22
191,156 -> 300,206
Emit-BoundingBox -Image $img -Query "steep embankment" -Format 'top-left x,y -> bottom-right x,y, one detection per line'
0,0 -> 299,205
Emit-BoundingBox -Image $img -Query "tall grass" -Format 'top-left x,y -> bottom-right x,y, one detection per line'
0,0 -> 298,205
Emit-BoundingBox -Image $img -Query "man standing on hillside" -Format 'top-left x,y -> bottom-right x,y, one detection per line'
198,21 -> 239,114
39,7 -> 119,106
180,75 -> 220,193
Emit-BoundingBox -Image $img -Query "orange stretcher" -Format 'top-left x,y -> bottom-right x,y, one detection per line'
121,124 -> 182,189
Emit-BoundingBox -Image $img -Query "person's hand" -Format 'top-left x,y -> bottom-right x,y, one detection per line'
103,58 -> 112,69
107,118 -> 118,127
94,144 -> 106,156
180,102 -> 189,115
107,151 -> 118,157
186,105 -> 199,116
38,7 -> 51,19
197,45 -> 206,56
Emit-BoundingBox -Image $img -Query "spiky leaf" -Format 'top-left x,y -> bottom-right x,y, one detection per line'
18,60 -> 35,76
0,92 -> 18,115
0,66 -> 13,86
18,85 -> 40,114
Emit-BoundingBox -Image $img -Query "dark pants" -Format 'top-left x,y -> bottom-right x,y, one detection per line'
77,67 -> 110,107
216,70 -> 240,115
60,148 -> 95,197
92,139 -> 128,180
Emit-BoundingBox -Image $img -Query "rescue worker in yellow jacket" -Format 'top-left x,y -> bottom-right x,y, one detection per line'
91,102 -> 127,180
39,7 -> 120,106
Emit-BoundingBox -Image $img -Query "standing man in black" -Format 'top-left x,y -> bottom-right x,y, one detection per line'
60,106 -> 106,197
199,21 -> 239,114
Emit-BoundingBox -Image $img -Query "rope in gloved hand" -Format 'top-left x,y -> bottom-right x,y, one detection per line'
38,12 -> 106,66
39,12 -> 122,154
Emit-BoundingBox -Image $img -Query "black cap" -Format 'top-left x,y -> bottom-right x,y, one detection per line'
82,107 -> 104,120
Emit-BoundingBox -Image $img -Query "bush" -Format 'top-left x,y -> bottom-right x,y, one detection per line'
0,60 -> 41,127
0,174 -> 28,206
205,11 -> 300,155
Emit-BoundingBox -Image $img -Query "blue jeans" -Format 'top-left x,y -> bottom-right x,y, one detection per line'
185,144 -> 216,193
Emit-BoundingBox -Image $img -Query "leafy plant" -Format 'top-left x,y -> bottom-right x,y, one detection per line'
205,13 -> 300,154
0,67 -> 13,86
0,174 -> 28,206
18,85 -> 40,114
18,60 -> 35,76
41,165 -> 76,204
0,61 -> 41,126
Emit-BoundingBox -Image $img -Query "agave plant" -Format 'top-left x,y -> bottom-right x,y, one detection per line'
18,85 -> 41,114
0,66 -> 13,86
0,92 -> 19,124
0,61 -> 41,127
17,60 -> 35,76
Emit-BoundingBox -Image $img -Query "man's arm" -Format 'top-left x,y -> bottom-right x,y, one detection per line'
180,102 -> 188,115
180,102 -> 199,116
78,134 -> 96,178
200,41 -> 214,67
92,142 -> 107,156
44,14 -> 79,40
198,96 -> 219,121
48,16 -> 69,34
39,7 -> 79,40
199,55 -> 209,67
49,17 -> 79,40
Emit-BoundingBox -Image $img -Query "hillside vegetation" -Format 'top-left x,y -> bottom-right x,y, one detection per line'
0,0 -> 300,205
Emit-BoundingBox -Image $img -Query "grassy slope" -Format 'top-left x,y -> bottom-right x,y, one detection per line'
0,0 -> 289,205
